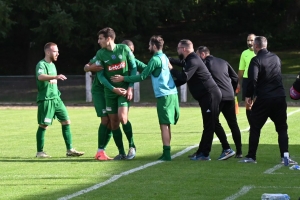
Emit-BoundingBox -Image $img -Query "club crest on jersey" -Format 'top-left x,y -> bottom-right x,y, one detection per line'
111,55 -> 116,59
108,61 -> 126,71
118,55 -> 122,59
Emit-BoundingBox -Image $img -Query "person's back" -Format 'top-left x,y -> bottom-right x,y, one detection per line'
249,49 -> 285,99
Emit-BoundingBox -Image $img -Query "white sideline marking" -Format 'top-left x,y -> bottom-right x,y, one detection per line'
223,185 -> 254,200
264,164 -> 283,174
59,109 -> 300,200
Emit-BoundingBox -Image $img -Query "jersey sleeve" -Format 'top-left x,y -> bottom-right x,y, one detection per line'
125,46 -> 137,87
238,52 -> 246,70
36,62 -> 47,77
135,58 -> 147,72
96,70 -> 114,91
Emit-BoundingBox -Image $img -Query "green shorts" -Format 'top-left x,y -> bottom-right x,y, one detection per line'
37,98 -> 70,125
92,92 -> 107,117
105,95 -> 130,114
156,94 -> 180,125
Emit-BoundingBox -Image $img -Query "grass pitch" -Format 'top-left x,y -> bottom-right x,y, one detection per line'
0,106 -> 300,200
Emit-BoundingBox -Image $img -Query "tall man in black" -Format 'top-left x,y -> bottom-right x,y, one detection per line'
239,36 -> 298,164
169,39 -> 233,161
197,46 -> 242,158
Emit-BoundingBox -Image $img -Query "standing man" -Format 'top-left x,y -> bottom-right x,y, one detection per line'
237,33 -> 256,128
196,46 -> 242,158
239,36 -> 297,164
35,42 -> 84,158
169,39 -> 234,161
95,27 -> 137,160
111,35 -> 179,161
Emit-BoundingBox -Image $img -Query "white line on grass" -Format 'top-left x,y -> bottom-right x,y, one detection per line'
264,164 -> 283,174
223,185 -> 254,200
59,109 -> 300,200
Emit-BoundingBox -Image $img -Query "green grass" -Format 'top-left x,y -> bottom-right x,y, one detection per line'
1,107 -> 300,200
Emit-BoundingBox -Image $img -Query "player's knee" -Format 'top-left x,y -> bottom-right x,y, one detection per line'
101,116 -> 110,125
39,124 -> 48,129
60,120 -> 71,125
119,117 -> 128,125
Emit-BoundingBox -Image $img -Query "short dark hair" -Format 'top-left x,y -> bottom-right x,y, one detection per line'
97,27 -> 116,40
179,39 -> 192,48
254,36 -> 267,48
197,46 -> 210,54
122,40 -> 134,46
44,42 -> 57,51
149,35 -> 164,50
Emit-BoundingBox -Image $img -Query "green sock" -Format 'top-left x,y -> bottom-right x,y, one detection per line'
36,126 -> 46,152
112,127 -> 125,155
158,145 -> 171,161
98,124 -> 108,149
62,124 -> 72,150
122,121 -> 135,148
104,128 -> 112,149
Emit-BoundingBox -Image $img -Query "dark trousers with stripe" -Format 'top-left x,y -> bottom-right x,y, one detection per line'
246,97 -> 288,160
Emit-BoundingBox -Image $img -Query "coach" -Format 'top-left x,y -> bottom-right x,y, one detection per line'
240,36 -> 297,164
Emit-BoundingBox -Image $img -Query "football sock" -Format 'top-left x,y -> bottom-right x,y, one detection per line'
104,128 -> 112,149
62,124 -> 73,150
112,127 -> 125,155
122,121 -> 135,148
36,126 -> 46,152
98,124 -> 109,149
158,145 -> 171,161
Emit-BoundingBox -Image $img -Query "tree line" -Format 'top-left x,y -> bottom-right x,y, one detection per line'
0,0 -> 299,75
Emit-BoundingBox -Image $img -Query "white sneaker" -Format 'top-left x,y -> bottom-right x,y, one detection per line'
66,148 -> 84,157
126,147 -> 136,160
36,151 -> 51,158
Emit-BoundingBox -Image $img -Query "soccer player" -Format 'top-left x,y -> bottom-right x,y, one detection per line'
35,42 -> 84,158
95,27 -> 137,160
237,33 -> 256,128
111,35 -> 180,161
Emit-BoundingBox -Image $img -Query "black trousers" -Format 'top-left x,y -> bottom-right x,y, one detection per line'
195,87 -> 222,157
216,100 -> 242,153
246,97 -> 288,160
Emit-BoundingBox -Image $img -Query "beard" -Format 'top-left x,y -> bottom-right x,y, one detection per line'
50,55 -> 57,62
149,48 -> 155,55
247,44 -> 253,49
178,54 -> 184,60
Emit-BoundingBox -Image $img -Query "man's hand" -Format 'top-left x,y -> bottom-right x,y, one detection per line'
168,61 -> 173,70
56,74 -> 67,81
245,97 -> 253,106
111,74 -> 124,82
127,87 -> 133,101
112,87 -> 127,96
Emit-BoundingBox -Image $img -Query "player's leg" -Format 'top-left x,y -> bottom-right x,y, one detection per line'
106,96 -> 126,160
118,96 -> 136,159
156,94 -> 180,161
55,98 -> 84,157
92,91 -> 112,160
242,78 -> 252,128
36,100 -> 55,158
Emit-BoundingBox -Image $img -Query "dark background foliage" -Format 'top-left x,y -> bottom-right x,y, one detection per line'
0,0 -> 299,75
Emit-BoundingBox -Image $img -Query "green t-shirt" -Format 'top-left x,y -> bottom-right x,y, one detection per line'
89,55 -> 104,94
96,44 -> 137,96
239,49 -> 255,78
35,59 -> 61,102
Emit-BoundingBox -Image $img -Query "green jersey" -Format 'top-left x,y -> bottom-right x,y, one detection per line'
96,44 -> 137,96
89,55 -> 104,94
36,59 -> 61,102
239,49 -> 255,78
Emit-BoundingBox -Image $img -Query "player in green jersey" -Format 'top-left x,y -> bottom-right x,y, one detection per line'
237,33 -> 256,128
95,27 -> 137,160
111,35 -> 180,161
35,42 -> 84,158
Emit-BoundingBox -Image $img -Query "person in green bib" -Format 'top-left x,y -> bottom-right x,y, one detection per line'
237,33 -> 256,128
35,42 -> 84,158
111,35 -> 180,161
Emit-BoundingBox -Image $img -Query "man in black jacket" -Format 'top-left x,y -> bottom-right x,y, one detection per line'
196,46 -> 242,158
239,36 -> 297,164
169,39 -> 235,161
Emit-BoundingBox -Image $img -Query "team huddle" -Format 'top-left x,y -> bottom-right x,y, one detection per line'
35,28 -> 299,165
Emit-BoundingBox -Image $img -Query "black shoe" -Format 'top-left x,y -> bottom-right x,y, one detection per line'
235,153 -> 243,158
188,152 -> 197,158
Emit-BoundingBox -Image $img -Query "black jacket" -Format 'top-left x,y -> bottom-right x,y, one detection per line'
170,52 -> 218,100
203,55 -> 238,101
246,49 -> 285,99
